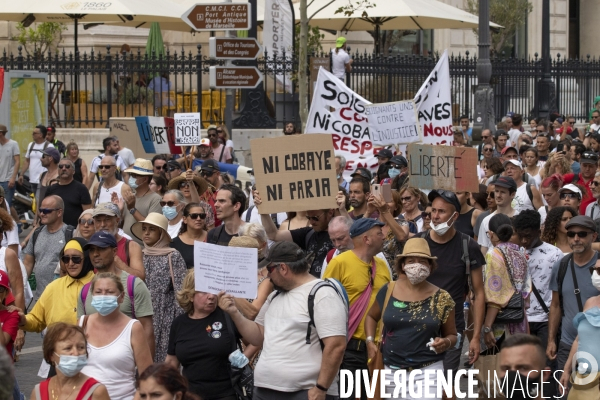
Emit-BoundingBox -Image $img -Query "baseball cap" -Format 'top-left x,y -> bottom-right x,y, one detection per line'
388,155 -> 408,168
167,160 -> 182,170
506,112 -> 515,118
262,241 -> 304,265
558,184 -> 582,197
492,176 -> 517,191
336,37 -> 347,48
351,167 -> 372,181
565,215 -> 596,231
349,218 -> 385,238
580,151 -> 599,165
502,159 -> 523,169
375,149 -> 393,159
199,138 -> 211,147
501,146 -> 518,155
42,148 -> 60,163
0,270 -> 10,290
428,189 -> 461,212
201,159 -> 220,172
84,232 -> 117,249
92,202 -> 120,218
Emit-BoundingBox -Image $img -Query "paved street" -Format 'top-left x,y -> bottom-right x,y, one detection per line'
13,319 -> 44,398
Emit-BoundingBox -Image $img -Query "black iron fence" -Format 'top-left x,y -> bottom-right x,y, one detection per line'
2,45 -> 600,129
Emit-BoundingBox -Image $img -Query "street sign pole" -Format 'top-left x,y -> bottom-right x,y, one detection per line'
225,0 -> 234,138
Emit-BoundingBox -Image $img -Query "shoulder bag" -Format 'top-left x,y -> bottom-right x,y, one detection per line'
494,247 -> 525,324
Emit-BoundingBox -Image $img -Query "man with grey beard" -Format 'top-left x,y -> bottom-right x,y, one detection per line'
77,231 -> 155,358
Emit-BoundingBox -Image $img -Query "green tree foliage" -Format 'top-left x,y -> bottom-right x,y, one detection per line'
465,0 -> 532,54
295,25 -> 325,56
14,22 -> 67,57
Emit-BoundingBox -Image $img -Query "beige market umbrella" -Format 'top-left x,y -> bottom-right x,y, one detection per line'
0,0 -> 187,52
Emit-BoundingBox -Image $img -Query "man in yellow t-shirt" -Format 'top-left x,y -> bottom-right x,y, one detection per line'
323,217 -> 391,400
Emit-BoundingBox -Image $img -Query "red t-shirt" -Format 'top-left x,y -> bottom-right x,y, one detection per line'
562,173 -> 594,215
116,236 -> 129,265
0,309 -> 20,357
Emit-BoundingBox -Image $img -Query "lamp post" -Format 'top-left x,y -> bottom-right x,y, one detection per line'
536,0 -> 556,119
471,0 -> 495,144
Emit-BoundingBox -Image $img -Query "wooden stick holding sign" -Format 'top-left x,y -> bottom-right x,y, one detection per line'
250,134 -> 338,214
406,144 -> 479,192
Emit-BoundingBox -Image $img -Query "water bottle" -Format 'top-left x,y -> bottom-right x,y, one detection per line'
463,301 -> 470,327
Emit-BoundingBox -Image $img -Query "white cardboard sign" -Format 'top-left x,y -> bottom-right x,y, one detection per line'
174,112 -> 202,145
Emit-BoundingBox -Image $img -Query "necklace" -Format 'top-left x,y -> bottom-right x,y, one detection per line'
51,379 -> 78,400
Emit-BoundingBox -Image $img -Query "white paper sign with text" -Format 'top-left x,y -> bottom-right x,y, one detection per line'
174,112 -> 202,145
366,100 -> 422,145
194,241 -> 258,298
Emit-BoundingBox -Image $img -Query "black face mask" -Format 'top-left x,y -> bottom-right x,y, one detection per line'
501,371 -> 540,399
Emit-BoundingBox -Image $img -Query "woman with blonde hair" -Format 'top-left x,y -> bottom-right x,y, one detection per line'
399,187 -> 428,232
541,151 -> 572,179
65,141 -> 89,186
217,125 -> 234,157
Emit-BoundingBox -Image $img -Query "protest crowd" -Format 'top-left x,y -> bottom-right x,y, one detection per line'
5,106 -> 600,400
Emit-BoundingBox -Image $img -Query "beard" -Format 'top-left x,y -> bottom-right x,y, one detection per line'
271,281 -> 288,293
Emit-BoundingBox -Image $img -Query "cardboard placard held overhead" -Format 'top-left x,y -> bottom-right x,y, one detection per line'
407,144 -> 479,192
174,112 -> 202,145
251,134 -> 338,214
365,100 -> 422,146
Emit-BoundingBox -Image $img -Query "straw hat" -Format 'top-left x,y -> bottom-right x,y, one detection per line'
228,236 -> 259,249
396,238 -> 437,260
167,172 -> 209,195
124,158 -> 154,175
131,212 -> 171,242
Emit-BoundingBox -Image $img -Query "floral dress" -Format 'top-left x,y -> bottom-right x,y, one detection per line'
481,242 -> 531,351
144,251 -> 188,362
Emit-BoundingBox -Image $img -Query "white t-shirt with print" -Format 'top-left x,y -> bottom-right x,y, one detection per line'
477,210 -> 520,249
26,142 -> 54,184
525,242 -> 564,322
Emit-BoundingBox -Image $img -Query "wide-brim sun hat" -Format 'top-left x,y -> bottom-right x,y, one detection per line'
167,172 -> 209,195
396,238 -> 437,260
124,158 -> 154,175
131,212 -> 172,242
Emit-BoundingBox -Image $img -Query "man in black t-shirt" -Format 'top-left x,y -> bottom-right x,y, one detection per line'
255,191 -> 334,277
420,189 -> 486,375
45,158 -> 92,227
206,184 -> 246,246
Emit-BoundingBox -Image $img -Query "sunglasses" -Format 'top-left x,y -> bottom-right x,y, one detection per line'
58,164 -> 72,169
487,192 -> 495,198
592,181 -> 600,187
61,255 -> 83,264
560,192 -> 579,200
306,212 -> 326,222
482,135 -> 490,139
39,208 -> 59,214
188,213 -> 207,220
537,132 -> 550,137
207,133 -> 217,137
582,152 -> 599,161
401,196 -> 413,202
160,201 -> 177,207
98,165 -> 114,170
155,165 -> 167,170
216,130 -> 223,133
388,164 -> 402,169
421,212 -> 431,219
266,263 -> 281,273
167,167 -> 179,172
567,231 -> 590,238
79,218 -> 94,226
179,182 -> 190,188
200,170 -> 215,177
483,148 -> 493,152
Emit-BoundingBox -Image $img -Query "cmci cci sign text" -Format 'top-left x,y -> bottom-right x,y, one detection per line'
182,3 -> 251,31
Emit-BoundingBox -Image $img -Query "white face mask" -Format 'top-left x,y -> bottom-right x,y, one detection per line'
592,270 -> 600,290
431,212 -> 456,236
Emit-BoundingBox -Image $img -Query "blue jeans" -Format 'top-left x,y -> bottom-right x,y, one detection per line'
0,181 -> 15,208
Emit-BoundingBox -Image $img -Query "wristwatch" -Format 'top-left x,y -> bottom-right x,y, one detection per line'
366,336 -> 374,344
483,326 -> 492,334
129,207 -> 137,215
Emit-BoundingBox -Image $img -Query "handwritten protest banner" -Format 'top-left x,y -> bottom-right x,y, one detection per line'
407,144 -> 479,192
194,242 -> 258,298
174,112 -> 202,145
251,134 -> 337,214
414,50 -> 454,146
366,100 -> 422,146
135,116 -> 180,154
306,67 -> 380,179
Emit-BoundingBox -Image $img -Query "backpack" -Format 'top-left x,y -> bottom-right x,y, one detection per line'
80,274 -> 137,318
94,154 -> 123,182
556,253 -> 595,316
244,205 -> 280,229
31,225 -> 75,253
272,278 -> 349,347
26,141 -> 49,158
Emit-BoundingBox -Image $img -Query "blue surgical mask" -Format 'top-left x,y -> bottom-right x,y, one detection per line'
91,295 -> 119,316
128,176 -> 139,190
388,168 -> 400,179
162,206 -> 178,221
54,353 -> 87,377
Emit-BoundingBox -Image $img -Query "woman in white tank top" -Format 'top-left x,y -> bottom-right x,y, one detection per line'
80,273 -> 152,400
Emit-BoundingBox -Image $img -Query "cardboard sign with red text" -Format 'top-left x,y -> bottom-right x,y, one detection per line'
407,144 -> 479,192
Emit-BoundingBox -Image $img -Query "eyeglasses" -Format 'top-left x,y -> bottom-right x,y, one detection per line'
179,182 -> 190,188
306,212 -> 326,222
58,164 -> 72,169
188,213 -> 207,220
154,165 -> 167,170
207,133 -> 217,137
592,181 -> 600,187
388,164 -> 402,169
79,218 -> 94,226
160,201 -> 177,207
483,148 -> 493,152
487,192 -> 495,198
61,255 -> 83,264
216,129 -> 223,133
98,165 -> 114,170
200,170 -> 215,177
567,231 -> 590,238
39,208 -> 59,214
559,192 -> 579,200
421,212 -> 431,219
569,121 -> 576,125
266,263 -> 281,273
41,154 -> 49,159
401,196 -> 413,202
0,287 -> 7,293
482,135 -> 490,139
537,132 -> 550,137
